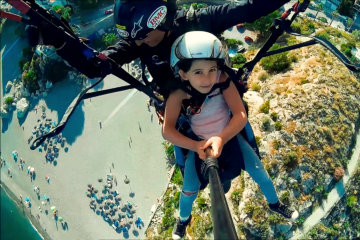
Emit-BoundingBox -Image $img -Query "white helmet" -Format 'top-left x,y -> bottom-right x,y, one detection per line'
170,31 -> 227,72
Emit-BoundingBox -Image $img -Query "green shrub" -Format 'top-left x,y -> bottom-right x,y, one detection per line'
161,208 -> 176,230
315,185 -> 324,194
103,33 -> 118,47
171,166 -> 183,186
255,136 -> 262,147
196,197 -> 208,211
301,78 -> 310,84
258,72 -> 269,81
231,190 -> 242,207
280,191 -> 290,204
162,141 -> 175,160
341,42 -> 355,58
347,195 -> 358,208
316,32 -> 330,41
22,62 -> 30,72
308,22 -> 315,31
245,10 -> 280,37
274,121 -> 282,131
182,4 -> 190,9
51,5 -> 72,21
268,214 -> 282,224
191,3 -> 198,9
18,59 -> 27,71
296,216 -> 305,226
259,100 -> 270,114
291,21 -> 302,33
270,112 -> 278,121
226,38 -> 243,48
197,3 -> 207,8
262,117 -> 271,131
273,139 -> 281,150
284,151 -> 298,168
173,191 -> 180,208
5,96 -> 14,105
230,53 -> 247,68
318,17 -> 328,23
251,82 -> 261,91
260,44 -> 291,73
22,69 -> 39,92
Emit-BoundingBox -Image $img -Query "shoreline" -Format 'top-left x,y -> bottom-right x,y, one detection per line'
1,74 -> 170,239
0,181 -> 51,240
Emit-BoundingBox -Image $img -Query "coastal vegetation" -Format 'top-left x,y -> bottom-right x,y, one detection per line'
260,43 -> 292,73
51,5 -> 72,21
21,57 -> 40,92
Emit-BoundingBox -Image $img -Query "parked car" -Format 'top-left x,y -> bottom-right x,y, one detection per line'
105,9 -> 113,15
237,45 -> 245,53
244,36 -> 253,43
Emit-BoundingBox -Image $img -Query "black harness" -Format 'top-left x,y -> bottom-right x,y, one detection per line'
180,75 -> 231,116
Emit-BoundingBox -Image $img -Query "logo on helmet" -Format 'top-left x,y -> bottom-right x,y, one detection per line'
116,24 -> 129,37
147,6 -> 167,29
131,15 -> 144,39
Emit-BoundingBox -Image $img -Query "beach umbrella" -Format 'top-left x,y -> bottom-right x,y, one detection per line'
25,197 -> 30,202
58,216 -> 64,222
50,206 -> 56,212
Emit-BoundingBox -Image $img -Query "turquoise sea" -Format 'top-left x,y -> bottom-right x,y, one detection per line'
0,186 -> 43,240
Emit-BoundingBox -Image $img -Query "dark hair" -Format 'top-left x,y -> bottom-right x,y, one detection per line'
177,59 -> 222,73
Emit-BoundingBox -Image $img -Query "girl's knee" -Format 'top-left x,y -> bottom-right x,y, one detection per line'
182,190 -> 198,196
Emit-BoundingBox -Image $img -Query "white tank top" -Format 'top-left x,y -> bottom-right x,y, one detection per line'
189,73 -> 230,140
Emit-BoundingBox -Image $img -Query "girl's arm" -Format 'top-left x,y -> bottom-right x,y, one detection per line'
162,89 -> 206,159
202,75 -> 248,158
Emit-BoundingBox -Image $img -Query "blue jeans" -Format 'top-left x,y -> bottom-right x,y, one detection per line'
177,134 -> 279,221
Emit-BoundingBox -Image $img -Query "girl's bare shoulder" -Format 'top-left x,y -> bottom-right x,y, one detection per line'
169,88 -> 189,101
219,71 -> 229,83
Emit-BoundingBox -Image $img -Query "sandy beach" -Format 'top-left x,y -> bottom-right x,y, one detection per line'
1,74 -> 170,240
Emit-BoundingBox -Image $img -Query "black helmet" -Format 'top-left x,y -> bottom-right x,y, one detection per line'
114,0 -> 177,40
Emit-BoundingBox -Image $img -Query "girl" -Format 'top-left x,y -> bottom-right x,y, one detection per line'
162,31 -> 298,239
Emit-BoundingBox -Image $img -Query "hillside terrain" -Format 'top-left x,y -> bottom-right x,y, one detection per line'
146,25 -> 360,239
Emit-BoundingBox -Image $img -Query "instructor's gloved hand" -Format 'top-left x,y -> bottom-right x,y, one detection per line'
25,25 -> 65,48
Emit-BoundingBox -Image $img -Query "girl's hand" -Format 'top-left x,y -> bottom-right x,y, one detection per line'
195,140 -> 207,160
201,136 -> 224,158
